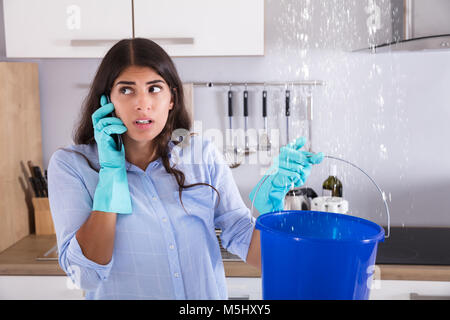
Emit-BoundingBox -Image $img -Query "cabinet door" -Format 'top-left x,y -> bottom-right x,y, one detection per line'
369,280 -> 450,300
133,0 -> 264,56
3,0 -> 132,58
226,277 -> 262,300
0,276 -> 84,300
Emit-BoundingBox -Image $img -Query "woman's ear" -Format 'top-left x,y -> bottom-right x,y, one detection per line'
169,87 -> 177,110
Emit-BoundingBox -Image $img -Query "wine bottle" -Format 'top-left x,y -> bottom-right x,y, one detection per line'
322,164 -> 343,197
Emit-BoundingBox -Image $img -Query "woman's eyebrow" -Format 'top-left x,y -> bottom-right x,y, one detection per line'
115,79 -> 165,86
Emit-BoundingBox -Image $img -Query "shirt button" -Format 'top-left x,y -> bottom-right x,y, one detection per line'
169,244 -> 175,250
152,196 -> 157,201
174,272 -> 180,278
162,217 -> 167,222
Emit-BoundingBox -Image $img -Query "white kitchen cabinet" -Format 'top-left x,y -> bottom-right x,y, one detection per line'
2,276 -> 448,300
0,275 -> 260,300
226,277 -> 262,300
369,280 -> 450,300
3,0 -> 264,58
0,276 -> 84,300
225,278 -> 450,300
3,0 -> 132,58
133,0 -> 264,57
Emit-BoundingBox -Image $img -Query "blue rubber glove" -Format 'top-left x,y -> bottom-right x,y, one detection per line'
92,95 -> 132,214
249,137 -> 324,215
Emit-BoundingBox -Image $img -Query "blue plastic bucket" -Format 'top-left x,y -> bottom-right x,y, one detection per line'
255,210 -> 385,300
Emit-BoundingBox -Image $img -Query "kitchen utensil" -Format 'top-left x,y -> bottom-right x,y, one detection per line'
223,89 -> 243,169
31,178 -> 45,198
285,89 -> 290,144
228,89 -> 233,142
28,177 -> 40,197
33,166 -> 48,197
27,162 -> 45,197
243,88 -> 255,155
284,187 -> 318,211
306,89 -> 314,152
258,89 -> 271,152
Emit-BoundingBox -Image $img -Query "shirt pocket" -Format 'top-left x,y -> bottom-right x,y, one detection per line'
173,185 -> 215,225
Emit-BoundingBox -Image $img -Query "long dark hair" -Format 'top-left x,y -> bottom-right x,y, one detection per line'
60,38 -> 219,212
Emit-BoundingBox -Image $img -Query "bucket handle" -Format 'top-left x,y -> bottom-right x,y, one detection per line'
250,154 -> 391,238
323,155 -> 390,238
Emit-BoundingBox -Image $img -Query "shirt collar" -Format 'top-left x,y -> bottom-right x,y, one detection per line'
125,140 -> 178,173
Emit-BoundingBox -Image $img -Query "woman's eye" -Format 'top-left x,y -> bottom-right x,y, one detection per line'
118,86 -> 161,95
119,87 -> 133,95
149,86 -> 162,93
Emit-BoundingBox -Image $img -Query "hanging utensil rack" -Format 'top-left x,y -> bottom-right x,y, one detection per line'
192,81 -> 324,88
191,80 -> 325,154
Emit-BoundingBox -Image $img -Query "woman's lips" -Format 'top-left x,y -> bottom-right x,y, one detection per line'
134,120 -> 153,130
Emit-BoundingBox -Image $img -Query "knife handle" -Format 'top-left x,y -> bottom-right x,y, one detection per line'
40,177 -> 48,197
285,90 -> 290,117
228,90 -> 233,117
33,166 -> 48,197
29,177 -> 39,197
262,90 -> 267,118
243,90 -> 248,117
33,177 -> 44,197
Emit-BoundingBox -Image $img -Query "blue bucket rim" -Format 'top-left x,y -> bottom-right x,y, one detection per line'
255,210 -> 385,244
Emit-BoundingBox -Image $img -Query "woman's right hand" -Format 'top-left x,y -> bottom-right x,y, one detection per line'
91,95 -> 132,214
92,95 -> 128,169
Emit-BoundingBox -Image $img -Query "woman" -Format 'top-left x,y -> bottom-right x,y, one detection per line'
48,38 -> 322,300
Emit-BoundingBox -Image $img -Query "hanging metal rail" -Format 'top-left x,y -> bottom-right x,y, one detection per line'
191,80 -> 325,87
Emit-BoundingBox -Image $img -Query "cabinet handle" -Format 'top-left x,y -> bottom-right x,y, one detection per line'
228,295 -> 250,300
150,37 -> 195,45
410,293 -> 450,300
70,38 -> 194,47
70,39 -> 122,46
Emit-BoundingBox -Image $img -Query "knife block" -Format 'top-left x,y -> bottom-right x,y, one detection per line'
32,197 -> 55,235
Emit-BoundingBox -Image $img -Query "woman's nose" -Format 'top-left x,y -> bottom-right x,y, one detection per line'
135,93 -> 153,110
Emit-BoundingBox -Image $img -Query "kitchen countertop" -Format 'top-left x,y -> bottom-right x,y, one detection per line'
0,234 -> 63,275
1,235 -> 450,281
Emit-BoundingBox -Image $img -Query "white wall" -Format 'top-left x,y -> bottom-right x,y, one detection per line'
1,0 -> 449,227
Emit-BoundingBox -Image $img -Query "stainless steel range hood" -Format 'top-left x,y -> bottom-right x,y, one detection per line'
359,0 -> 450,52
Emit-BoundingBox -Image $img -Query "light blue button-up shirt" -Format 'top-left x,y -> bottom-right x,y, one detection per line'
47,135 -> 256,299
